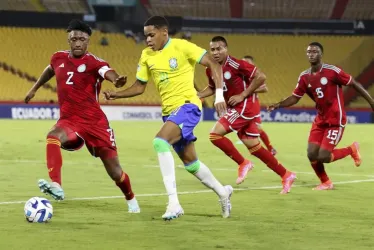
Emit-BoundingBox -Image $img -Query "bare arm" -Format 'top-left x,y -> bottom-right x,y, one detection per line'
351,79 -> 374,110
104,70 -> 127,88
198,86 -> 215,99
254,84 -> 268,94
25,65 -> 55,103
103,80 -> 146,100
267,95 -> 300,111
228,69 -> 267,106
199,54 -> 226,117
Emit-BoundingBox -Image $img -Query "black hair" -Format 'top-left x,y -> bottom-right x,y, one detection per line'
67,19 -> 92,36
309,42 -> 324,53
243,55 -> 254,61
144,16 -> 169,29
211,36 -> 228,46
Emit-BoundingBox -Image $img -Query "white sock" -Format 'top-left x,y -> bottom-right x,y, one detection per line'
157,152 -> 179,205
193,161 -> 227,198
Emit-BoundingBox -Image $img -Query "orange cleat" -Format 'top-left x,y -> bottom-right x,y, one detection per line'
350,142 -> 361,167
236,159 -> 254,185
313,180 -> 334,190
280,171 -> 296,194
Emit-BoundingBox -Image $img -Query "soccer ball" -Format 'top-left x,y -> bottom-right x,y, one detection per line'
24,197 -> 53,223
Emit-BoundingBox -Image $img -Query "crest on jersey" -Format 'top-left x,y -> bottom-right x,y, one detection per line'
224,71 -> 231,80
320,77 -> 328,85
77,64 -> 86,73
169,58 -> 178,70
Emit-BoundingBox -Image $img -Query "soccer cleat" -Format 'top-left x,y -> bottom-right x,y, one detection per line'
350,142 -> 361,167
38,179 -> 65,201
271,148 -> 277,156
126,197 -> 140,213
162,203 -> 184,221
236,159 -> 254,185
219,185 -> 233,218
313,180 -> 334,190
280,172 -> 296,194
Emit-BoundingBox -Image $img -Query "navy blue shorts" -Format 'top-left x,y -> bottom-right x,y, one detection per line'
162,104 -> 201,153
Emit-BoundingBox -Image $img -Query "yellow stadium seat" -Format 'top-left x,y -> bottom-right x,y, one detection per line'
0,27 -> 372,109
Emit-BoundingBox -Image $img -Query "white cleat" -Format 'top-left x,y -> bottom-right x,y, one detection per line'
38,179 -> 65,201
162,203 -> 184,221
127,197 -> 140,213
219,185 -> 233,218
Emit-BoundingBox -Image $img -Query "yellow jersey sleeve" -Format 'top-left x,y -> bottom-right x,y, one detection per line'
136,50 -> 150,83
178,39 -> 207,64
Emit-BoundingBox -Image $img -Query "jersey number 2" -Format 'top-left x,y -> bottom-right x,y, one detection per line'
66,72 -> 74,85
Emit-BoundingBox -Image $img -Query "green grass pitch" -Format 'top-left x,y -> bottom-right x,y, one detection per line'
0,120 -> 373,250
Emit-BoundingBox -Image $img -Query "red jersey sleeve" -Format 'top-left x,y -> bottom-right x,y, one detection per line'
293,74 -> 307,98
205,68 -> 215,89
50,52 -> 58,70
238,60 -> 257,81
336,68 -> 352,86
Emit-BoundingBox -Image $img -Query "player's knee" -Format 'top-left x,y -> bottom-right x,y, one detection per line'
209,132 -> 223,143
317,152 -> 331,163
307,151 -> 318,161
153,137 -> 171,153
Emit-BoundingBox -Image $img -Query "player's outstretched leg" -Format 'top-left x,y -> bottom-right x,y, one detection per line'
38,127 -> 67,201
100,149 -> 140,213
241,136 -> 296,194
327,142 -> 361,167
210,122 -> 253,185
153,136 -> 183,220
178,142 -> 233,218
257,124 -> 277,155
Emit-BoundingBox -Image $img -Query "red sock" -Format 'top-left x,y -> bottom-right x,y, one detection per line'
310,161 -> 329,183
116,172 -> 134,200
46,136 -> 63,185
259,130 -> 273,151
330,147 -> 352,162
210,133 -> 245,165
249,143 -> 287,177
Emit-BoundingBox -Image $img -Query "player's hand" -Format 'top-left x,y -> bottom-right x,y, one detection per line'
24,89 -> 36,104
214,101 -> 227,118
103,90 -> 118,100
228,94 -> 245,106
114,75 -> 127,88
267,103 -> 279,112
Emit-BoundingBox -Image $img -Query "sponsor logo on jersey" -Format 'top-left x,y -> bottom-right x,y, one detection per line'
77,64 -> 86,73
59,63 -> 64,68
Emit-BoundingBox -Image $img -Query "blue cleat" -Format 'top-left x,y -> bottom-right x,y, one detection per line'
38,179 -> 65,201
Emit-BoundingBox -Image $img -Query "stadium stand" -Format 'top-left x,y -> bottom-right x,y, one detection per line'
0,27 -> 371,108
342,0 -> 374,20
242,0 -> 335,20
145,0 -> 231,18
0,0 -> 38,12
349,84 -> 374,107
40,0 -> 89,14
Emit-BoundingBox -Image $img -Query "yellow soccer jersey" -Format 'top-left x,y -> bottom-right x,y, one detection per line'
136,38 -> 206,116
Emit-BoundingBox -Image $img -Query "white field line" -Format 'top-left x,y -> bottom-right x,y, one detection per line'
1,178 -> 374,206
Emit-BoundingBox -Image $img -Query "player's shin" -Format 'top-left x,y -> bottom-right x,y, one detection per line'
310,161 -> 330,183
115,171 -> 135,200
259,130 -> 273,152
249,143 -> 287,177
185,160 -> 227,198
209,133 -> 245,165
46,135 -> 63,185
153,137 -> 179,205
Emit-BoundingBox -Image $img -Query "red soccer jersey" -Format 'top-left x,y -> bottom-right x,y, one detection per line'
50,51 -> 113,125
293,63 -> 352,126
206,56 -> 260,119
